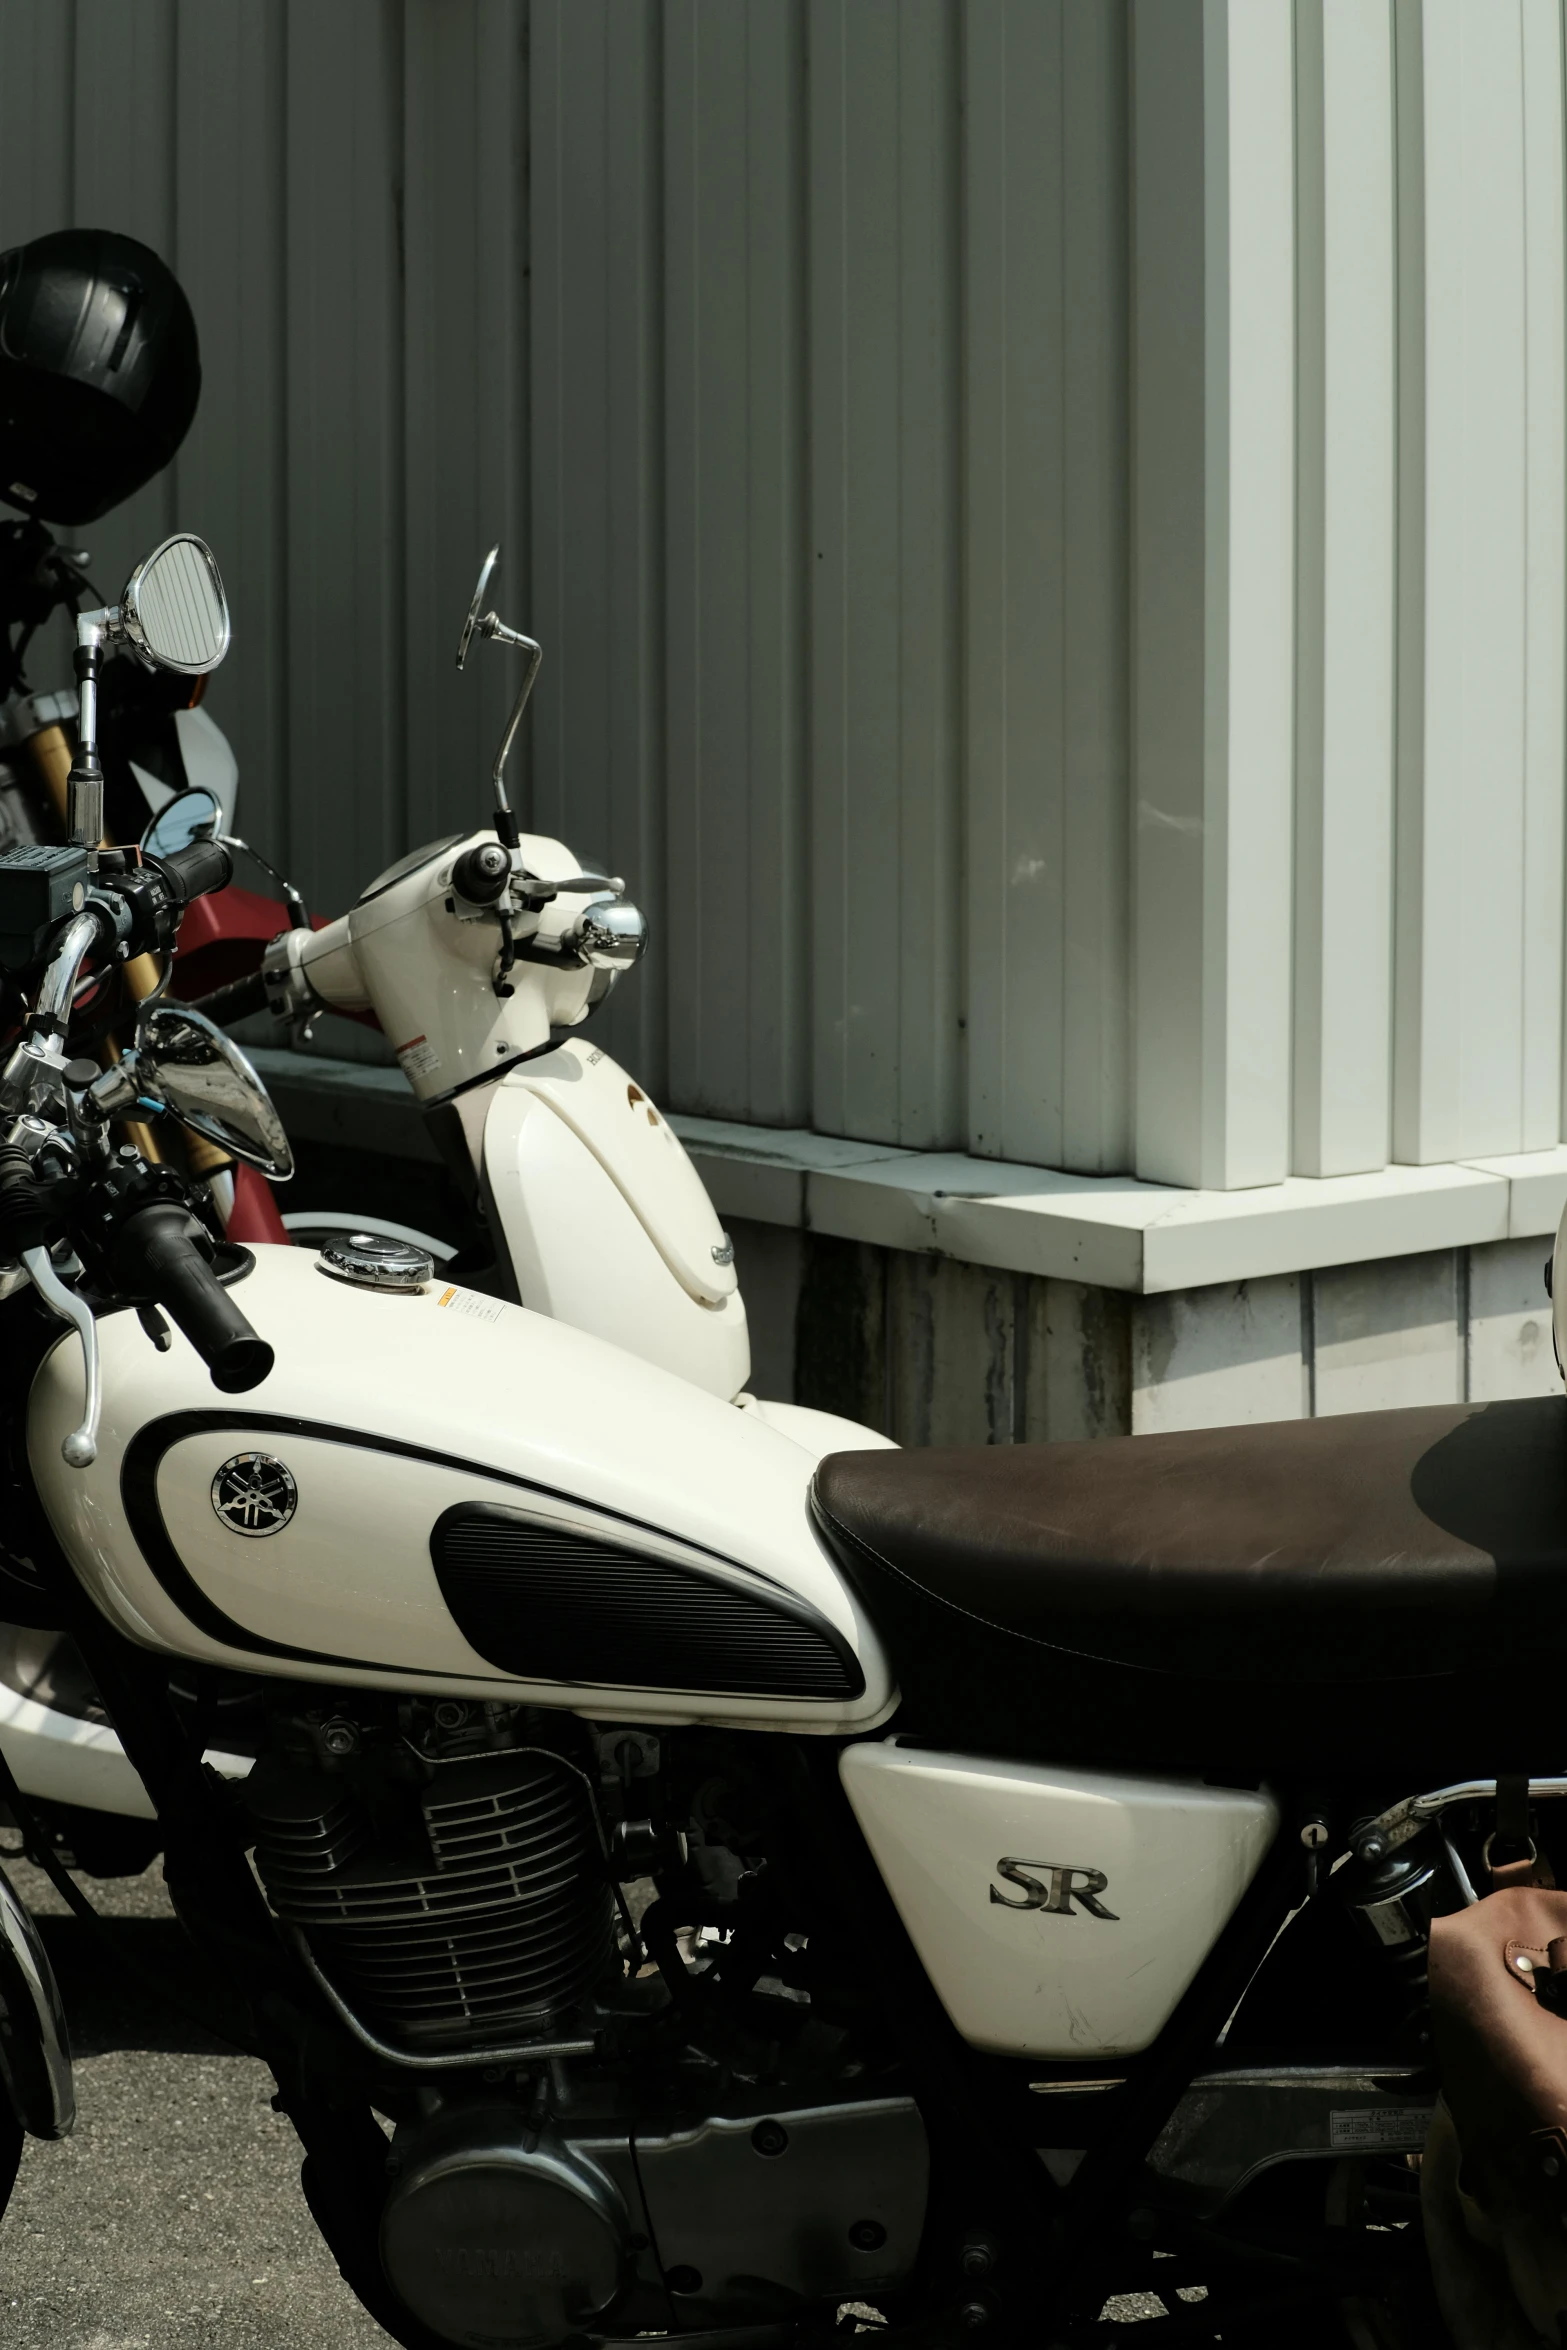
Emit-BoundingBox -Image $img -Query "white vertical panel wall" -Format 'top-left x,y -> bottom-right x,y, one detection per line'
1393,0 -> 1556,1168
1292,0 -> 1397,1180
0,1 -> 1564,1197
1131,0 -> 1567,1187
1521,0 -> 1567,1154
1130,0 -> 1296,1191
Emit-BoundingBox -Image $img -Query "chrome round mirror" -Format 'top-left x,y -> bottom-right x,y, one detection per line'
456,543 -> 500,671
140,786 -> 221,861
575,897 -> 648,973
133,1004 -> 293,1178
121,535 -> 231,675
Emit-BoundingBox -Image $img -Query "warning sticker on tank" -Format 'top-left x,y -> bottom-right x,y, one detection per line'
1329,2107 -> 1433,2152
395,1034 -> 441,1078
436,1285 -> 507,1324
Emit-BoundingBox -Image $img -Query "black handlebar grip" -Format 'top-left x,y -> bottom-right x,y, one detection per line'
452,839 -> 512,904
158,836 -> 234,906
113,1202 -> 273,1393
188,969 -> 270,1028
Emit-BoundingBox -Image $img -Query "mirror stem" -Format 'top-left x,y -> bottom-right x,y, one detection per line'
68,616 -> 110,850
221,834 -> 312,931
480,617 -> 540,854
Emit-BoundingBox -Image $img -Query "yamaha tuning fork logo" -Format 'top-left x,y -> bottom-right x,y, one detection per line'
210,1453 -> 298,1538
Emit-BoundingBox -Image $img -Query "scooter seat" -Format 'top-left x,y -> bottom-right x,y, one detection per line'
812,1397 -> 1567,1772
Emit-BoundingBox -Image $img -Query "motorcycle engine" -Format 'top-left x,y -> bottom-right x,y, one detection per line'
379,2106 -> 633,2350
243,1700 -> 930,2350
245,1700 -> 615,2050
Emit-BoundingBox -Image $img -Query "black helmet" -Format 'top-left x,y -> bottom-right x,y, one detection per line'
0,228 -> 200,525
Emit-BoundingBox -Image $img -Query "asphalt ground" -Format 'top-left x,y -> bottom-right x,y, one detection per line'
0,1853 -> 392,2350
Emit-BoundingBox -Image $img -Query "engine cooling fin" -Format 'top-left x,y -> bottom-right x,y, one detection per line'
248,1745 -> 616,2048
430,1501 -> 864,1699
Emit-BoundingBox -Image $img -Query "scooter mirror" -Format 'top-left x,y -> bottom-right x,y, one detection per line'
140,786 -> 221,861
132,1003 -> 294,1179
453,541 -> 542,847
120,535 -> 231,676
457,543 -> 500,672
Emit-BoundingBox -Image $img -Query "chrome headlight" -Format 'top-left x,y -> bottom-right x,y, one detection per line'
573,896 -> 648,973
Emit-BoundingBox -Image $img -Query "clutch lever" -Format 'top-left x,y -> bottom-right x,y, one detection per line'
22,1245 -> 101,1468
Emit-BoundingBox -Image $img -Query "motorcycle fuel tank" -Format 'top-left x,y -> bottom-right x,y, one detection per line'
29,1247 -> 893,1732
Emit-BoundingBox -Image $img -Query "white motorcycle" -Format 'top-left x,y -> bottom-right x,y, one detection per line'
0,531 -> 1561,2350
0,549 -> 880,1845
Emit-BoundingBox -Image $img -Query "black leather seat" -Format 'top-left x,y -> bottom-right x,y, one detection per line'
812,1398 -> 1567,1773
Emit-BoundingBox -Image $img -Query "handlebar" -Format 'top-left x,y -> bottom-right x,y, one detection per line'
188,968 -> 270,1028
452,840 -> 512,905
153,836 -> 233,907
111,1202 -> 273,1393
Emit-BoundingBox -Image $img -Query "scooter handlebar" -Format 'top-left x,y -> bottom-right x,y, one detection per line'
188,969 -> 270,1028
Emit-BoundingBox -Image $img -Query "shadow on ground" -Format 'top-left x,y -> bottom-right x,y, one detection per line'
0,1854 -> 393,2349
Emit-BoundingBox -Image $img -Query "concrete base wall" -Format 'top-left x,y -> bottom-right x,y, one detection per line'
732,1222 -> 1558,1444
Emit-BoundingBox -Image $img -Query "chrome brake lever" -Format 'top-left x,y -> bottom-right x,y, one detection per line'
22,1246 -> 101,1468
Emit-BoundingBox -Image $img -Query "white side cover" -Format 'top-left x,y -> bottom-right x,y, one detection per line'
841,1743 -> 1279,2059
0,1684 -> 157,1816
29,1246 -> 892,1734
0,1686 -> 250,1818
483,1045 -> 750,1401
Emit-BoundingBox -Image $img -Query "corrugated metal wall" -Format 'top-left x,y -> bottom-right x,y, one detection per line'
1,0 -> 1563,1195
0,0 -> 534,1051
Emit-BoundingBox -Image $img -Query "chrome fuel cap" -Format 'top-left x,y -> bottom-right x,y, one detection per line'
316,1232 -> 434,1293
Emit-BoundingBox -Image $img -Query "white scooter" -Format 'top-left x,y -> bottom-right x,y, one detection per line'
189,547 -> 864,1430
3,528 -> 1548,2350
248,548 -> 831,1415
